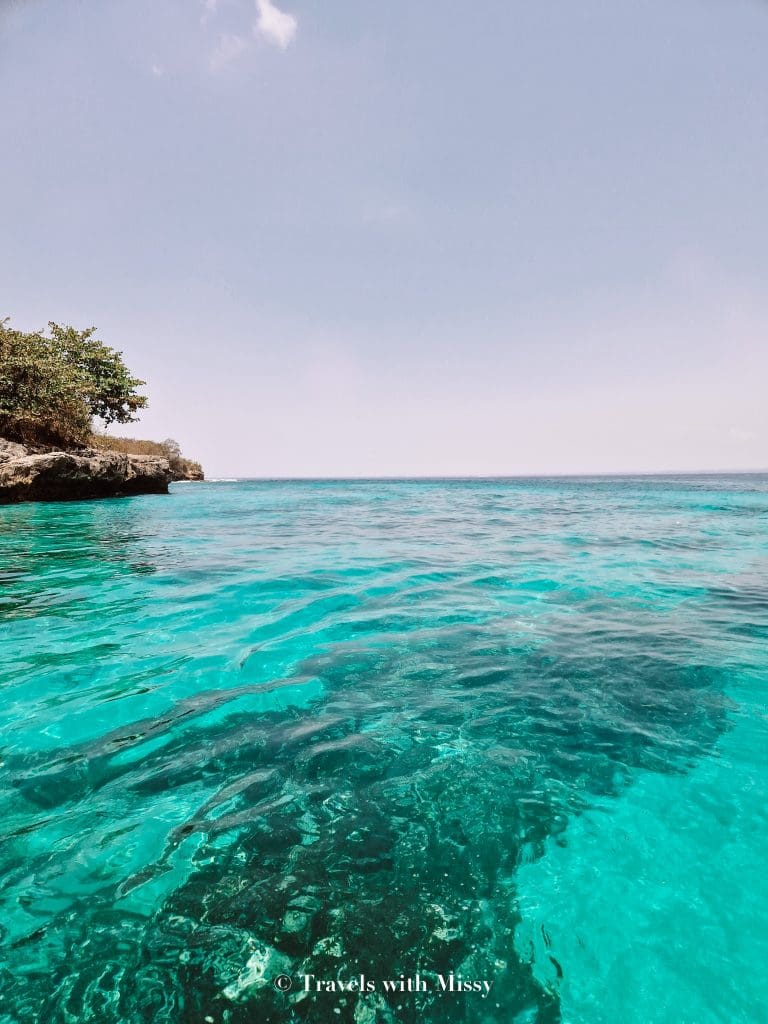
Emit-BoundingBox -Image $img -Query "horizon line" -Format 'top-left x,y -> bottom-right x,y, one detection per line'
196,467 -> 768,482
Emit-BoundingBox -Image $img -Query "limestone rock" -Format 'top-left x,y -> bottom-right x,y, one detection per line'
0,439 -> 172,504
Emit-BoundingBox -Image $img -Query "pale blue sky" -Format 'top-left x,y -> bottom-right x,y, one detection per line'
2,0 -> 767,476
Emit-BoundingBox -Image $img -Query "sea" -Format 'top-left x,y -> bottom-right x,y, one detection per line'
1,476 -> 766,1023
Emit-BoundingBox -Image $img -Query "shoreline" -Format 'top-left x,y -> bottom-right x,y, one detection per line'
0,438 -> 203,505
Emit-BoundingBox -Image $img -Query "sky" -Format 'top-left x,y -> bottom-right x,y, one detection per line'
1,0 -> 767,477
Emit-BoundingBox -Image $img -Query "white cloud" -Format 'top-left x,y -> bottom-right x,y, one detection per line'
151,63 -> 165,78
254,0 -> 297,49
209,32 -> 248,71
201,0 -> 218,27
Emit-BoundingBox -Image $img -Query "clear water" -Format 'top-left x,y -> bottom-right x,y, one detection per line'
1,477 -> 766,1024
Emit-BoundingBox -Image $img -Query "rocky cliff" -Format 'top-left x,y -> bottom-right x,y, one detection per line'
171,459 -> 205,482
0,439 -> 173,504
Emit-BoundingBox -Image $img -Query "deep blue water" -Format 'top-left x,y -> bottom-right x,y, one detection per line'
1,477 -> 767,1023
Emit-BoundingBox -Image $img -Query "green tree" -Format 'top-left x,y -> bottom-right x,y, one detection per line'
46,323 -> 148,426
0,319 -> 147,446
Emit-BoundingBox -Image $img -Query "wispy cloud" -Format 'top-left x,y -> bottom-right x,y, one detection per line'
363,201 -> 411,228
209,31 -> 249,71
729,427 -> 758,443
200,0 -> 218,27
203,0 -> 297,69
254,0 -> 297,49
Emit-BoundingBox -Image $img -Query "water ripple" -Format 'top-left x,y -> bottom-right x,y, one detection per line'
0,476 -> 767,1023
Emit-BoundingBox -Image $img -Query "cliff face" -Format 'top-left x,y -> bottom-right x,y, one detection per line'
170,458 -> 204,482
0,439 -> 172,504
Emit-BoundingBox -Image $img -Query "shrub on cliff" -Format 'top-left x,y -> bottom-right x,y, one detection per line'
0,319 -> 147,446
89,433 -> 203,479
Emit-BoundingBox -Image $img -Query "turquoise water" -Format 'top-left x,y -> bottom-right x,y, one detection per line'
1,477 -> 767,1024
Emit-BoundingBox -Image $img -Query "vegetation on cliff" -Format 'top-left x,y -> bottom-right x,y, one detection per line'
0,319 -> 147,446
0,318 -> 201,480
90,434 -> 203,480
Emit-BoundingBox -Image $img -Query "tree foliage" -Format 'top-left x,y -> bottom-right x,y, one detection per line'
0,319 -> 147,446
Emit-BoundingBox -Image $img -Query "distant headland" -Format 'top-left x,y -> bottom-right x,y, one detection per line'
0,318 -> 203,504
